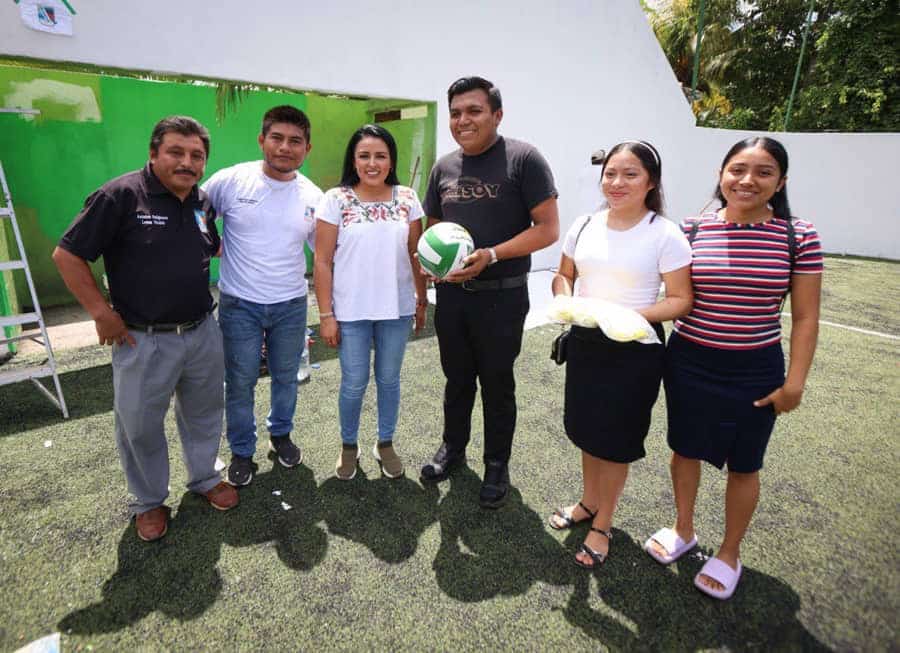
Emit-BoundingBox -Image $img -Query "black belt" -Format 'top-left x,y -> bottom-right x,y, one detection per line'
126,313 -> 210,335
461,273 -> 528,292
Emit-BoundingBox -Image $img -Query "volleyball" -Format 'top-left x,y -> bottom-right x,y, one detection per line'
417,222 -> 475,279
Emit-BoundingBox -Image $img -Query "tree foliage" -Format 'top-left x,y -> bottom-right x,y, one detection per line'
646,0 -> 900,131
643,0 -> 742,88
786,0 -> 900,131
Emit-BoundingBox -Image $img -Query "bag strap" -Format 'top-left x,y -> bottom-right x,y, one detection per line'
572,211 -> 609,281
573,214 -> 593,247
780,217 -> 797,311
786,217 -> 796,271
687,210 -> 717,244
687,219 -> 701,244
570,214 -> 592,282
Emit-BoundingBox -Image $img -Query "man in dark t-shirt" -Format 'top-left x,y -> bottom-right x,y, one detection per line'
420,77 -> 559,508
52,116 -> 238,542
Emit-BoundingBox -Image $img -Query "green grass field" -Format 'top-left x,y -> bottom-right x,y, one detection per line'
1,256 -> 897,652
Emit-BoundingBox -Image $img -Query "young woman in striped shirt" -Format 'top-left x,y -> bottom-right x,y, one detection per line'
644,137 -> 823,599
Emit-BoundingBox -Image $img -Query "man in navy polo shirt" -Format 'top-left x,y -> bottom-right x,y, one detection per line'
53,116 -> 238,542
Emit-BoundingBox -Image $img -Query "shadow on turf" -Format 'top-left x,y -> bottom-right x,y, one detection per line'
57,495 -> 225,634
429,466 -> 826,649
560,531 -> 829,650
220,462 -> 329,570
58,462 -> 329,635
319,469 -> 440,563
432,464 -> 573,600
56,458 -> 826,649
0,363 -> 113,437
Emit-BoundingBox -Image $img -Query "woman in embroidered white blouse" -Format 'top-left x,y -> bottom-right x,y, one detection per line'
314,124 -> 428,481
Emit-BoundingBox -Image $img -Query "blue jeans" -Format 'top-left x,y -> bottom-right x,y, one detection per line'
219,292 -> 307,458
338,317 -> 412,445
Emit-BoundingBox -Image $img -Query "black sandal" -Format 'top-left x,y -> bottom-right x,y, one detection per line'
549,501 -> 597,530
574,527 -> 612,569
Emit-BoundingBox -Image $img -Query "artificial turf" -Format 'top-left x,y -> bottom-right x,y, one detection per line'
0,256 -> 897,651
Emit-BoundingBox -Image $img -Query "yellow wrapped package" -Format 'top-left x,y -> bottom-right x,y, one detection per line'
547,295 -> 660,345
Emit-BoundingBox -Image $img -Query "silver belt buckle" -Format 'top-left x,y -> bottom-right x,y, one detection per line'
461,280 -> 474,292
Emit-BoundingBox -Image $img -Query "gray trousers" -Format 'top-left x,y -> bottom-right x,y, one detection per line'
112,315 -> 224,515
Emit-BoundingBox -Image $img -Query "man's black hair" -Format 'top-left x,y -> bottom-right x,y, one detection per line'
447,77 -> 502,112
149,116 -> 210,157
262,105 -> 312,141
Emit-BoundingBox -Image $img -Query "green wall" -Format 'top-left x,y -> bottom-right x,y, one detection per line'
0,61 -> 435,313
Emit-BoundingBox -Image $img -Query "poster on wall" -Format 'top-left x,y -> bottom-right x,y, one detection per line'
16,0 -> 75,36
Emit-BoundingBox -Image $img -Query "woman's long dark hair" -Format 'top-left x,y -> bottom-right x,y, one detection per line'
716,137 -> 792,219
340,124 -> 401,187
600,140 -> 665,215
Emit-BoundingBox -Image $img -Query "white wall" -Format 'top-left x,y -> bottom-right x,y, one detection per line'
2,0 -> 897,261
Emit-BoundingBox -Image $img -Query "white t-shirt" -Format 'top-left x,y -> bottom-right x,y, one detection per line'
316,185 -> 424,321
202,161 -> 323,303
562,210 -> 692,310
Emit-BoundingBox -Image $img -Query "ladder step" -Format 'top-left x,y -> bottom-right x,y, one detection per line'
0,332 -> 43,346
0,312 -> 40,328
0,364 -> 55,385
0,159 -> 68,418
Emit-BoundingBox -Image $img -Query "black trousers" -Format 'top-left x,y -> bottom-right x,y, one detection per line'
434,283 -> 529,464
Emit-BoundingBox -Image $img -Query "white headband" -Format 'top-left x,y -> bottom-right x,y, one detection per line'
619,140 -> 661,167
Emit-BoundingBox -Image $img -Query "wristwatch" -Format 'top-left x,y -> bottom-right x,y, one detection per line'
487,247 -> 498,266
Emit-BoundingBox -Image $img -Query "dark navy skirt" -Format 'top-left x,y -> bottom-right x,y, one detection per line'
663,332 -> 785,473
564,323 -> 666,463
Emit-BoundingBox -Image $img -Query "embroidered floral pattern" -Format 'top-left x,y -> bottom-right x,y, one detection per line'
336,186 -> 416,228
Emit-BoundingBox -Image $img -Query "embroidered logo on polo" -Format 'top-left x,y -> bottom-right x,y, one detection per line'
135,213 -> 169,226
441,177 -> 500,204
304,206 -> 316,222
194,209 -> 209,234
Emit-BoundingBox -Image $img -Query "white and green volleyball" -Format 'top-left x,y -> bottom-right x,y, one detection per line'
417,222 -> 475,279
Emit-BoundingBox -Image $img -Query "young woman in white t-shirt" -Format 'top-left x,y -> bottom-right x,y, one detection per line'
314,125 -> 428,481
547,141 -> 693,569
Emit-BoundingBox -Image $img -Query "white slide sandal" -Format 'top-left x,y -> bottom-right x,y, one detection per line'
694,557 -> 743,600
644,527 -> 698,564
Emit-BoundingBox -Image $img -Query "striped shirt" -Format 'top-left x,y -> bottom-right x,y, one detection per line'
673,214 -> 823,350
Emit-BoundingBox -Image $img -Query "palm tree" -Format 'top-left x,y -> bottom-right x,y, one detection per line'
644,0 -> 741,97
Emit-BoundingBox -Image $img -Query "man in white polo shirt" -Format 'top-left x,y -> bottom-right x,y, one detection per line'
203,105 -> 323,487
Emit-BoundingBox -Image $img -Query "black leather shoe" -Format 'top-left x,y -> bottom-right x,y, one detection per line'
420,442 -> 465,483
479,460 -> 510,509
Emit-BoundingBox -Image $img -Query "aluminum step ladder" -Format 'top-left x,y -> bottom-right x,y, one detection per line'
0,160 -> 69,418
